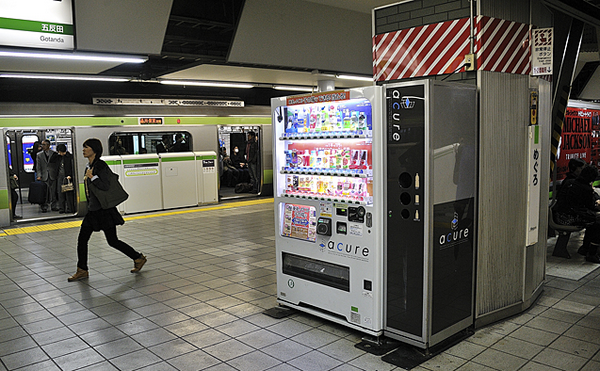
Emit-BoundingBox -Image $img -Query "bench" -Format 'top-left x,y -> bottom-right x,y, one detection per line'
548,206 -> 586,259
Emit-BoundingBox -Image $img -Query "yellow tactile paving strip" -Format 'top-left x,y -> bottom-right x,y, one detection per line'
0,198 -> 274,237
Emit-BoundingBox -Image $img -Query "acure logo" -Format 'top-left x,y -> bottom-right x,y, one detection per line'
439,212 -> 469,246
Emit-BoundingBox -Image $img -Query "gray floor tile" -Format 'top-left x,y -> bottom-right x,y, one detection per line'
204,338 -> 254,362
532,348 -> 588,370
167,349 -> 221,371
262,339 -> 312,362
105,348 -> 160,370
0,345 -> 49,370
148,338 -> 198,360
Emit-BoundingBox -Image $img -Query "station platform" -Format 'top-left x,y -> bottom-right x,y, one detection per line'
0,198 -> 599,371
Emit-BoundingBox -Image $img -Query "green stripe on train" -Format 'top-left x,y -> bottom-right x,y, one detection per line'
161,156 -> 196,162
0,189 -> 8,209
196,156 -> 217,160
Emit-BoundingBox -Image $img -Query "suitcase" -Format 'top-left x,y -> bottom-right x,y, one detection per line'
28,181 -> 47,204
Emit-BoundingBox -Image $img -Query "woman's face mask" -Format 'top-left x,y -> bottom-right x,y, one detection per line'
234,149 -> 239,153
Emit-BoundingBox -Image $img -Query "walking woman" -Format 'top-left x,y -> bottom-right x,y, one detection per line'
68,138 -> 146,281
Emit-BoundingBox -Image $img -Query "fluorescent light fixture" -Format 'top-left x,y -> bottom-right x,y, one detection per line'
0,74 -> 130,82
0,50 -> 147,63
273,85 -> 314,92
336,74 -> 373,82
160,80 -> 254,89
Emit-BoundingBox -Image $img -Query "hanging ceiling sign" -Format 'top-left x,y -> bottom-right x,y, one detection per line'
531,28 -> 553,76
0,0 -> 74,50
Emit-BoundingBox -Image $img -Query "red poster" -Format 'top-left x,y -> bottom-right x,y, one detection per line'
558,108 -> 600,179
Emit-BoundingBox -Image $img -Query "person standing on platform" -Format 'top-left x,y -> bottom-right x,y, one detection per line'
36,140 -> 58,212
56,144 -> 75,214
245,131 -> 259,193
67,138 -> 147,282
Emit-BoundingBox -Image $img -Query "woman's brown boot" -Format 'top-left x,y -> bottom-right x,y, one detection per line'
68,267 -> 89,282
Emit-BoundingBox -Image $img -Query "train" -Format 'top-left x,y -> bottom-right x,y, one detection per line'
0,102 -> 272,227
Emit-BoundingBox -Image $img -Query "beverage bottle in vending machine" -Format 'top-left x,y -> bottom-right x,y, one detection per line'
351,111 -> 359,130
329,105 -> 337,128
343,109 -> 351,130
309,108 -> 317,131
291,149 -> 298,167
315,110 -> 322,132
358,112 -> 366,130
359,150 -> 368,169
310,150 -> 316,168
321,107 -> 329,132
342,148 -> 351,169
303,150 -> 310,167
350,150 -> 360,169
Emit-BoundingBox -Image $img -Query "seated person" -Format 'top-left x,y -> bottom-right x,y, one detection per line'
231,146 -> 250,183
221,156 -> 240,187
554,165 -> 600,263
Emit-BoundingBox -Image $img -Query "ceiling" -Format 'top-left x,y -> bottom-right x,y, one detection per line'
2,0 -> 600,105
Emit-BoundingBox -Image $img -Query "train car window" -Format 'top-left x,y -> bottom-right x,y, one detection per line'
109,132 -> 192,155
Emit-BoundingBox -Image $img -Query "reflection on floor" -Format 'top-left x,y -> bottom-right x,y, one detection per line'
546,231 -> 600,280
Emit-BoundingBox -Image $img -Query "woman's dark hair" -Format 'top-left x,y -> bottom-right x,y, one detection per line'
56,144 -> 67,152
83,138 -> 103,158
579,165 -> 598,184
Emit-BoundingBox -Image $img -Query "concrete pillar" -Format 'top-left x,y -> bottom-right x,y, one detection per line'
373,0 -> 553,328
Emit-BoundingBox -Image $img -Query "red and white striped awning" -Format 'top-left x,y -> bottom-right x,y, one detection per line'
373,16 -> 532,82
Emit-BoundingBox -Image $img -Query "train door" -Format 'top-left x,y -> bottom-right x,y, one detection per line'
5,128 -> 77,222
217,125 -> 262,199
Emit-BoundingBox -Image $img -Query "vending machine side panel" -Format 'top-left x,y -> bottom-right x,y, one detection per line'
384,83 -> 427,340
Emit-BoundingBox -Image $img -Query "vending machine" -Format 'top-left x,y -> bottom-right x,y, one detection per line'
272,81 -> 477,348
271,87 -> 385,335
384,80 -> 477,349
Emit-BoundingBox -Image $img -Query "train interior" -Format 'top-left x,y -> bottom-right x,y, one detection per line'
5,125 -> 267,224
217,125 -> 262,200
6,128 -> 77,223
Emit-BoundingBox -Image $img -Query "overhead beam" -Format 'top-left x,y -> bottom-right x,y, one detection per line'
542,0 -> 600,27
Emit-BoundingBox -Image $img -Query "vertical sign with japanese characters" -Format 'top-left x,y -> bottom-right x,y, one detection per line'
0,0 -> 74,50
531,28 -> 553,76
526,125 -> 541,246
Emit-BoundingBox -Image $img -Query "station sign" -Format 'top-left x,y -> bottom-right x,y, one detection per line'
0,0 -> 74,50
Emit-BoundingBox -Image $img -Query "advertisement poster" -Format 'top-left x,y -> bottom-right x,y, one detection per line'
282,203 -> 317,242
557,107 -> 600,179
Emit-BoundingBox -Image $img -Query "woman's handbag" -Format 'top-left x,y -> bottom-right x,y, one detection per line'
89,170 -> 129,209
61,178 -> 74,193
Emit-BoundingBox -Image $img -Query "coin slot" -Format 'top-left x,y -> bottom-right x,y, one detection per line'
399,172 -> 412,188
400,192 -> 411,205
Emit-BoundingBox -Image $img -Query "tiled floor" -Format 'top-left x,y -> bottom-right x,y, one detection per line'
0,199 -> 600,371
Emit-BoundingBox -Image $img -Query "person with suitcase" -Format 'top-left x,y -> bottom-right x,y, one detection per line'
36,140 -> 59,212
68,138 -> 147,282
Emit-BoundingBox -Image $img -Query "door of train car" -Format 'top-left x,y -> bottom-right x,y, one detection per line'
217,125 -> 264,199
4,128 -> 77,222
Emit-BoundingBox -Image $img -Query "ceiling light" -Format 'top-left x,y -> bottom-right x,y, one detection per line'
273,85 -> 315,92
160,80 -> 254,89
0,50 -> 147,63
0,74 -> 130,82
336,74 -> 373,82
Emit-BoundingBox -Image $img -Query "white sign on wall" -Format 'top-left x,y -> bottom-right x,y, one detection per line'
0,0 -> 74,50
526,125 -> 541,246
531,28 -> 553,76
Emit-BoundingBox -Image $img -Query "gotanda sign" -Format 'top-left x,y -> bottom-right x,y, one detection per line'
0,0 -> 74,50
